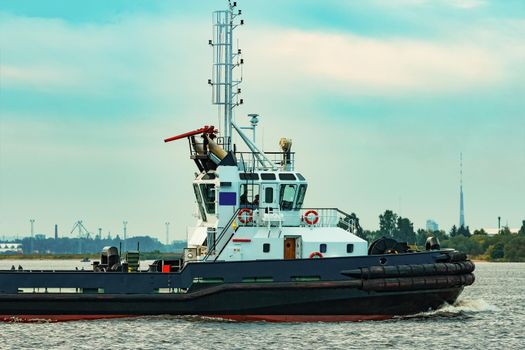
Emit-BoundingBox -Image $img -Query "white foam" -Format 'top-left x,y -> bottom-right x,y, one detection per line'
445,298 -> 499,313
398,298 -> 498,320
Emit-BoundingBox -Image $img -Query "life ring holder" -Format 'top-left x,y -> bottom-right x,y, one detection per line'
238,208 -> 253,224
309,252 -> 323,259
303,210 -> 319,225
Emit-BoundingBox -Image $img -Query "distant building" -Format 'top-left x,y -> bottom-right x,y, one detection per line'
426,219 -> 439,232
0,243 -> 23,254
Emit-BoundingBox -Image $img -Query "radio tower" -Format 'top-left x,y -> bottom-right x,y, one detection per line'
123,221 -> 128,253
459,153 -> 465,228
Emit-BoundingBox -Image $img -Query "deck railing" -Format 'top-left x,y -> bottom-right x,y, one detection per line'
202,207 -> 241,262
236,151 -> 295,171
234,207 -> 359,233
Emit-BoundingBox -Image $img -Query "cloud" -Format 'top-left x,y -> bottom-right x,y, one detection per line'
370,0 -> 486,9
0,13 -> 210,100
1,8 -> 523,103
241,24 -> 525,97
1,64 -> 83,91
444,0 -> 486,9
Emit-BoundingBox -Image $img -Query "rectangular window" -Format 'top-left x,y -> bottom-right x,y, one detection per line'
347,244 -> 354,253
279,184 -> 297,211
296,173 -> 306,181
240,184 -> 260,208
295,184 -> 307,209
193,184 -> 207,221
261,173 -> 276,180
200,184 -> 216,214
278,173 -> 296,181
320,243 -> 327,253
240,173 -> 259,180
264,187 -> 273,203
263,243 -> 270,253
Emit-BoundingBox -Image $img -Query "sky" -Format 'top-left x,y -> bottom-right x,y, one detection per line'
1,0 -> 524,241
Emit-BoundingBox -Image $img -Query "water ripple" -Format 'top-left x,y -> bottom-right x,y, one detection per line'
0,262 -> 523,350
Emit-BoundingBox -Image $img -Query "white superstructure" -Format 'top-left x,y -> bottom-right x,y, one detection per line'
166,1 -> 367,263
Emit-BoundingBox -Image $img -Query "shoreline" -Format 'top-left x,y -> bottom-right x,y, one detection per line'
0,255 -> 522,263
0,253 -> 181,260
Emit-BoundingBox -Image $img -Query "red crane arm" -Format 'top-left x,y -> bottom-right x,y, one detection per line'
164,125 -> 216,143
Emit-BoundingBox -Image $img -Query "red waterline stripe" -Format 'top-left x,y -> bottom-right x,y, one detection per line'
232,238 -> 251,243
203,314 -> 394,322
0,314 -> 135,323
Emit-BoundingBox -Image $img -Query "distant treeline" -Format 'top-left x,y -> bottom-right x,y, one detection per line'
350,210 -> 525,262
3,235 -> 186,255
4,212 -> 525,262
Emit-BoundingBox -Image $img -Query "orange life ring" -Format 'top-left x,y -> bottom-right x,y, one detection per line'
303,210 -> 319,225
309,251 -> 323,259
238,208 -> 253,224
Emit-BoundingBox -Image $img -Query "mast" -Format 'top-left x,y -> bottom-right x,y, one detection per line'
166,2 -> 276,171
210,1 -> 244,152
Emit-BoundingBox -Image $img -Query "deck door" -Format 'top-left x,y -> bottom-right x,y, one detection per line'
261,184 -> 278,212
284,237 -> 296,260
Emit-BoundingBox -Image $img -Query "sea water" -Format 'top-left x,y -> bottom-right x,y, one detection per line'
0,261 -> 523,350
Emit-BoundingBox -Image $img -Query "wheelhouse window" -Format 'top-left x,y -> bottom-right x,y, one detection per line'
199,184 -> 216,214
296,173 -> 306,181
347,244 -> 354,253
261,173 -> 276,180
240,173 -> 259,180
240,184 -> 260,208
279,184 -> 297,211
320,244 -> 327,253
193,184 -> 207,221
278,173 -> 296,181
265,187 -> 274,204
295,184 -> 307,209
202,173 -> 216,180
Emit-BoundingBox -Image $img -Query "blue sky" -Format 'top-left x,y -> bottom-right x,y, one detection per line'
1,0 -> 524,240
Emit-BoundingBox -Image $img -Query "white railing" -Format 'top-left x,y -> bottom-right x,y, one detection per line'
235,208 -> 358,233
236,152 -> 295,172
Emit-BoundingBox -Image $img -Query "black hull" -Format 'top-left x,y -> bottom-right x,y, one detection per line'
0,281 -> 464,322
0,251 -> 474,321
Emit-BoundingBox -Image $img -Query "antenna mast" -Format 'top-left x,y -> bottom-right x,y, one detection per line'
123,221 -> 128,253
165,222 -> 170,246
209,1 -> 244,152
459,153 -> 465,228
29,219 -> 35,254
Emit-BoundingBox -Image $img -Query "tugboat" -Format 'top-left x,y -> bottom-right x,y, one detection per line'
0,2 -> 474,322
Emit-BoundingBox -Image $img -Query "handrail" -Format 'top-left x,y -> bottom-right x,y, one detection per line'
202,207 -> 357,262
202,207 -> 241,262
300,208 -> 358,232
213,232 -> 235,262
301,207 -> 351,217
234,151 -> 295,171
